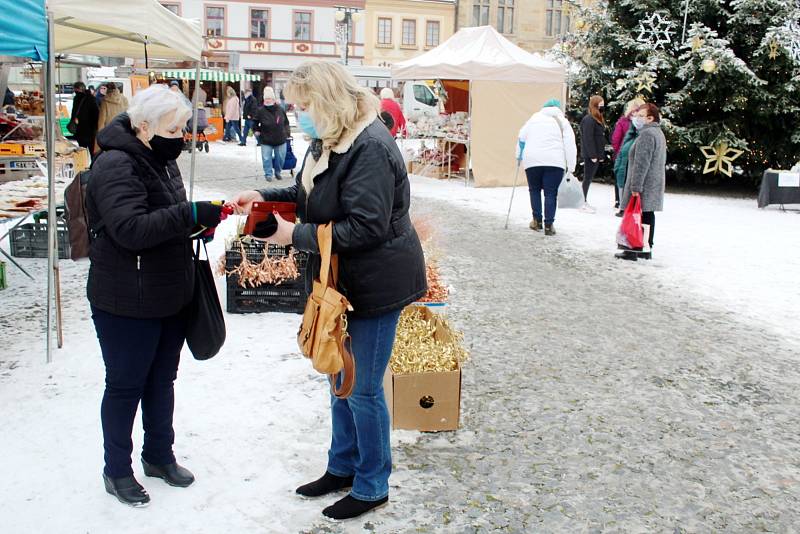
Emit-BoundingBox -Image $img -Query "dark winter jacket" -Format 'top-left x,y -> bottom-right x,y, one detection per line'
242,95 -> 258,120
71,91 -> 99,148
86,113 -> 196,319
580,113 -> 606,161
253,104 -> 290,146
613,125 -> 638,189
258,118 -> 427,317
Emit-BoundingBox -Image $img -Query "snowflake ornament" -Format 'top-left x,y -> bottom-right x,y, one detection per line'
637,12 -> 675,50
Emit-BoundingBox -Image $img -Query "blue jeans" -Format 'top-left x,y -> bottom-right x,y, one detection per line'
92,306 -> 187,478
241,119 -> 256,145
260,142 -> 286,179
327,309 -> 402,501
526,166 -> 564,226
224,119 -> 242,143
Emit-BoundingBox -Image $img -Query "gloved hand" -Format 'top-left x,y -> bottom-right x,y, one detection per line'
192,201 -> 233,228
517,140 -> 525,161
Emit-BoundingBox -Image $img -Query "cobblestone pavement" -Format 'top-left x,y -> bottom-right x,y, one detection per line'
183,147 -> 800,533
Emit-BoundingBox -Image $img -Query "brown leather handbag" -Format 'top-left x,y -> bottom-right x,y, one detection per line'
297,223 -> 356,399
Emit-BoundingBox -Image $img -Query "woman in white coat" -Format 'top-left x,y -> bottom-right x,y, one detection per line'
517,99 -> 577,235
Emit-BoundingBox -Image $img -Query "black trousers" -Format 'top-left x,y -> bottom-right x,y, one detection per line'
582,158 -> 601,200
641,211 -> 655,247
92,306 -> 188,478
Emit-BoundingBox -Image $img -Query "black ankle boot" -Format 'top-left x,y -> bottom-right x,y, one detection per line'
544,224 -> 556,236
142,460 -> 195,487
103,473 -> 150,507
296,472 -> 354,498
615,250 -> 638,261
322,495 -> 389,520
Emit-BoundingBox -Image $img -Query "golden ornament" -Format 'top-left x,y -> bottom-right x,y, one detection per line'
575,19 -> 586,30
635,72 -> 656,93
700,143 -> 744,177
691,36 -> 704,51
701,58 -> 717,73
769,39 -> 780,60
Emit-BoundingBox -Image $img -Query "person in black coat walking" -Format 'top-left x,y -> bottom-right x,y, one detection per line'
86,84 -> 224,508
71,81 -> 99,155
232,61 -> 426,521
253,86 -> 291,181
579,94 -> 607,212
240,88 -> 258,146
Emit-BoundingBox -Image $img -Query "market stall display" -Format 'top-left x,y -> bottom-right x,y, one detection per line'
392,26 -> 566,187
758,170 -> 800,208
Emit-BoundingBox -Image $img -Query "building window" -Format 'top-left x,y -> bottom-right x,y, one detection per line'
472,0 -> 490,26
160,3 -> 180,15
546,0 -> 569,36
294,11 -> 312,41
378,18 -> 392,45
206,7 -> 224,37
251,9 -> 268,39
402,19 -> 416,46
425,21 -> 440,47
497,0 -> 514,34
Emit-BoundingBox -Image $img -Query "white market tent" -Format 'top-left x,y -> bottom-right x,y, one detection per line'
49,0 -> 203,60
392,26 -> 567,187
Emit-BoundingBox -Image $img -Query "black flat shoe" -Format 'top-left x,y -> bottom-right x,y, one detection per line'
296,472 -> 354,498
142,460 -> 195,488
615,250 -> 638,261
322,495 -> 388,521
103,473 -> 150,507
637,250 -> 652,260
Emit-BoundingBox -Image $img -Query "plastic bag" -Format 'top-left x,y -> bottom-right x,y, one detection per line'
186,241 -> 226,360
557,174 -> 584,209
616,195 -> 644,249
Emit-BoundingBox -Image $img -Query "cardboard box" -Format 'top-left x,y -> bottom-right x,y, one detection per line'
384,366 -> 461,432
384,305 -> 463,432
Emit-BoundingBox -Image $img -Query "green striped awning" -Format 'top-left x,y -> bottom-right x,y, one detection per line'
158,69 -> 261,82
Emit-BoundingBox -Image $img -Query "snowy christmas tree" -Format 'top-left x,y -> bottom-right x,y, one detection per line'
557,0 -> 800,183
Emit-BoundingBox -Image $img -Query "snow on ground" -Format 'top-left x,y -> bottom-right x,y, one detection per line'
408,174 -> 800,348
1,136 -> 798,533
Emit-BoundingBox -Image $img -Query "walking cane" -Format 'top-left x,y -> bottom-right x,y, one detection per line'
504,159 -> 523,230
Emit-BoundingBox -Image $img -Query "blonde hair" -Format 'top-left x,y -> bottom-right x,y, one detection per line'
625,97 -> 646,116
285,61 -> 380,147
225,86 -> 236,99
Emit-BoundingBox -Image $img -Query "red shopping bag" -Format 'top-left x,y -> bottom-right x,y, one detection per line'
616,195 -> 644,249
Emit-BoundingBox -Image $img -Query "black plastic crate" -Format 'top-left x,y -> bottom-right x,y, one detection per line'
225,241 -> 309,314
10,220 -> 71,259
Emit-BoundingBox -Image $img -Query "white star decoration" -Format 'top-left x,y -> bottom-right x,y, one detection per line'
637,12 -> 675,50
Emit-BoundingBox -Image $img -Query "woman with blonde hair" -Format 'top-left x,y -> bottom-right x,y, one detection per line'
223,85 -> 242,143
579,94 -> 607,212
232,61 -> 426,520
611,97 -> 646,211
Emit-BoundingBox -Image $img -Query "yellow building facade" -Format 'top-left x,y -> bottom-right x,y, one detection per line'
364,0 -> 456,68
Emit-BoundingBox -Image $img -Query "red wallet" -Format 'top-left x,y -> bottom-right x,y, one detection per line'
243,201 -> 297,235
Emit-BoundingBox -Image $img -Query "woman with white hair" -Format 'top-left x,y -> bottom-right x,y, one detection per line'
232,61 -> 426,520
86,84 -> 225,507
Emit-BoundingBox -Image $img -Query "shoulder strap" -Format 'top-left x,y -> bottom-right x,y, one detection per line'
551,116 -> 568,170
316,223 -> 336,289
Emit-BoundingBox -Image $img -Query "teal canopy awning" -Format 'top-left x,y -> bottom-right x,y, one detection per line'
159,69 -> 261,82
0,0 -> 48,61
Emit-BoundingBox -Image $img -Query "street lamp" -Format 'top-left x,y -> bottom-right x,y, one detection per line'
334,6 -> 363,65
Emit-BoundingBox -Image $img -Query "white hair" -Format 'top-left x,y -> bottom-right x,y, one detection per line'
380,87 -> 394,100
128,84 -> 192,136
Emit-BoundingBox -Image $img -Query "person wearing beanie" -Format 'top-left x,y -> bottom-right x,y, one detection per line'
253,86 -> 291,181
516,98 -> 577,236
378,87 -> 406,137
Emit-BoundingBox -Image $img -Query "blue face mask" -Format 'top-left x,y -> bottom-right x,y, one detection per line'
632,117 -> 646,130
298,111 -> 319,139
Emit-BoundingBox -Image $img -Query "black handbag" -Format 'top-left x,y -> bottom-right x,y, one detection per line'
67,97 -> 85,135
186,240 -> 226,360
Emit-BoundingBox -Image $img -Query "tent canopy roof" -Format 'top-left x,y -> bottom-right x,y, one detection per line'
159,69 -> 261,82
50,0 -> 203,61
391,26 -> 564,84
0,0 -> 48,60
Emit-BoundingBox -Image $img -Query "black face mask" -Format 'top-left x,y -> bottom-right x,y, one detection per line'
149,135 -> 184,162
598,106 -> 605,112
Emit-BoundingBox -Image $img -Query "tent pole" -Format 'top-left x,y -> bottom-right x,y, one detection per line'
466,79 -> 472,187
45,11 -> 58,363
189,58 -> 202,201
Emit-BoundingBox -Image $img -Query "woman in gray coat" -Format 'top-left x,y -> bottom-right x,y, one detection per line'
616,103 -> 666,261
